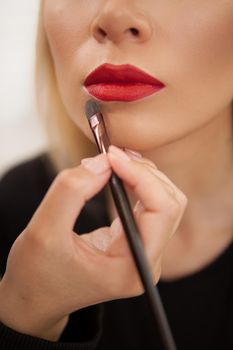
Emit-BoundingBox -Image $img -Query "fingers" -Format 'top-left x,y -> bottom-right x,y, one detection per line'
28,153 -> 111,238
80,227 -> 113,254
124,149 -> 186,203
108,145 -> 187,212
107,145 -> 188,261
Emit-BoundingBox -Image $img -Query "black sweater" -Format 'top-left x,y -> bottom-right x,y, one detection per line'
0,154 -> 232,350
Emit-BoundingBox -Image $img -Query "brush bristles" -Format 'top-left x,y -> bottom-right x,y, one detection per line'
85,99 -> 101,121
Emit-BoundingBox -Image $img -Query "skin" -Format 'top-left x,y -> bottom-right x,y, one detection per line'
43,0 -> 233,276
0,0 -> 232,343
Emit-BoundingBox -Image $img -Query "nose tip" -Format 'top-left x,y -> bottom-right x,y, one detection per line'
91,7 -> 153,45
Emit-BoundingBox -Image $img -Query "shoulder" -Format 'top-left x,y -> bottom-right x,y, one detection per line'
0,153 -> 55,191
0,152 -> 57,221
0,153 -> 56,203
0,153 -> 57,274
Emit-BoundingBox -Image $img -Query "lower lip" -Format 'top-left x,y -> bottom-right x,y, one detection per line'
84,83 -> 165,102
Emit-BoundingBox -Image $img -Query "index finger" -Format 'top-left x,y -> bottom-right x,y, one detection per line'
108,146 -> 183,212
28,153 -> 111,237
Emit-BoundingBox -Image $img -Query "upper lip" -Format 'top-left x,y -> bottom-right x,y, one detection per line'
84,63 -> 165,87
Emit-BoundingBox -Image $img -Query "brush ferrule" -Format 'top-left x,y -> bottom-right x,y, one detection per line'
90,115 -> 99,128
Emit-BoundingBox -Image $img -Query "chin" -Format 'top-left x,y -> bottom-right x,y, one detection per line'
106,133 -> 155,152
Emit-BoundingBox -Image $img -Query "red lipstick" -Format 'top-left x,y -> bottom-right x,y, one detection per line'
83,63 -> 165,102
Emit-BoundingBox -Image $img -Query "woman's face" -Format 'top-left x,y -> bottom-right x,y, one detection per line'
43,0 -> 233,152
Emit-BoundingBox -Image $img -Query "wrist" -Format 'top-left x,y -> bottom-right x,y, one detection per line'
0,279 -> 69,341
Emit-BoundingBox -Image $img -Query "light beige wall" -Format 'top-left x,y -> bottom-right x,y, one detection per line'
0,0 -> 47,177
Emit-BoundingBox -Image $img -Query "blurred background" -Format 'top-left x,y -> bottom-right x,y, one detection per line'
0,0 -> 47,178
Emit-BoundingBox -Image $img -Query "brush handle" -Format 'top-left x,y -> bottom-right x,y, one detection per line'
109,172 -> 177,350
87,109 -> 177,349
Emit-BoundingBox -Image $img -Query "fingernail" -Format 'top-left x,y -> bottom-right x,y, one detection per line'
81,154 -> 110,175
133,200 -> 145,216
108,145 -> 131,161
124,148 -> 142,160
110,217 -> 122,237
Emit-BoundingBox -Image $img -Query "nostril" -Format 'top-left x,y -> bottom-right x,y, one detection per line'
98,28 -> 106,37
130,28 -> 139,36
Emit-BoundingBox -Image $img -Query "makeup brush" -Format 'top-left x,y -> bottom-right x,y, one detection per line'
85,99 -> 177,350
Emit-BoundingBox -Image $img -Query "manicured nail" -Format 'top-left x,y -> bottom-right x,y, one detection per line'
81,154 -> 110,174
124,148 -> 142,160
110,217 -> 122,237
108,145 -> 131,161
133,200 -> 145,216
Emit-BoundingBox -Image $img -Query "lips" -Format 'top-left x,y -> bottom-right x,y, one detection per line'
83,63 -> 165,102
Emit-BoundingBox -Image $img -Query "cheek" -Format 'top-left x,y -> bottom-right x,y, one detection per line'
173,4 -> 233,96
44,19 -> 77,66
43,2 -> 91,122
43,1 -> 93,69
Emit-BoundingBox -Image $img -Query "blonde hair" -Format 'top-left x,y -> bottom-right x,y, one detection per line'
35,0 -> 96,174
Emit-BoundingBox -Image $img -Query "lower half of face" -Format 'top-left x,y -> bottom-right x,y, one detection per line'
44,0 -> 233,153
